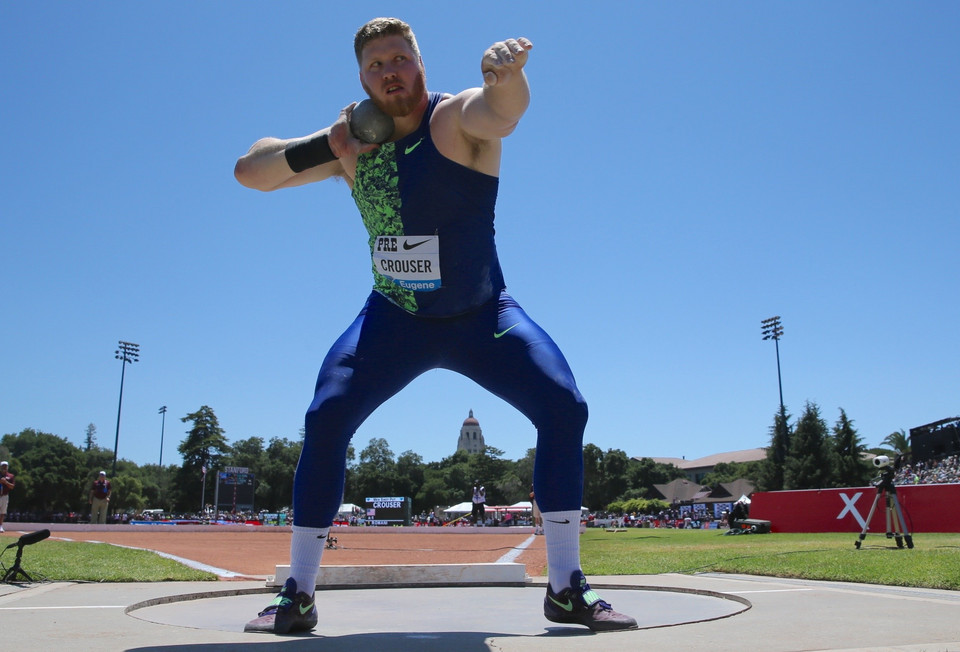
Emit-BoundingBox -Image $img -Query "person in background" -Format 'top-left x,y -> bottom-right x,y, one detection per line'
0,461 -> 15,532
530,485 -> 543,535
89,471 -> 111,524
472,481 -> 486,525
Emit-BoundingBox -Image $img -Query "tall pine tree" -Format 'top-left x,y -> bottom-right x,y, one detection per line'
784,401 -> 838,489
833,408 -> 872,487
758,406 -> 791,491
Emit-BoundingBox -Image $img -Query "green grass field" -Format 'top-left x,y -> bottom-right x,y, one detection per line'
2,529 -> 958,589
579,528 -> 960,590
0,536 -> 216,582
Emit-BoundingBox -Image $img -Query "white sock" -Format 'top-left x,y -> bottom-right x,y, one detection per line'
289,525 -> 329,594
541,510 -> 582,593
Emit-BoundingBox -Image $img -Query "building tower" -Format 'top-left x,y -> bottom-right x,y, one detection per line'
457,409 -> 486,454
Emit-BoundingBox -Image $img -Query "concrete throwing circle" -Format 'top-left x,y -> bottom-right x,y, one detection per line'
128,584 -> 750,636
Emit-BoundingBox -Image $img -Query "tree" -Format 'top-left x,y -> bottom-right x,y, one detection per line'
0,428 -> 87,515
217,434 -> 303,512
626,457 -> 686,495
84,423 -> 97,451
110,474 -> 147,514
416,466 -> 462,515
833,408 -> 873,487
582,443 -> 605,509
700,460 -> 765,487
229,436 -> 267,469
464,447 -> 511,506
395,450 -> 425,505
259,436 -> 301,510
178,406 -> 230,470
514,447 -> 536,490
175,406 -> 231,512
881,429 -> 911,458
414,450 -> 472,515
600,449 -> 631,505
351,437 -> 399,503
133,463 -> 176,512
757,407 -> 791,491
784,401 -> 838,490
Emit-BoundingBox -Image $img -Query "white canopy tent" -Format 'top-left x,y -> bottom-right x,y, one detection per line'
337,502 -> 363,516
443,501 -> 474,513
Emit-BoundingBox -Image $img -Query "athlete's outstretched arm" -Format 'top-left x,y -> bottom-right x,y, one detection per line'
234,129 -> 341,191
234,104 -> 377,191
459,37 -> 533,141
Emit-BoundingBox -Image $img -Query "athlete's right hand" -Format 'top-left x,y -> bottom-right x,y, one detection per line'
329,103 -> 381,158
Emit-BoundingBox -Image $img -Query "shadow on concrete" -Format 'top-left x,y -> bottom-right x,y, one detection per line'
126,628 -> 598,651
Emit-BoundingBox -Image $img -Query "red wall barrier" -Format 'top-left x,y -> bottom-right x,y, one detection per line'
749,483 -> 960,533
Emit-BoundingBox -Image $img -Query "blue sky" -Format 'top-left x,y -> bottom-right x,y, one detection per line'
2,2 -> 957,470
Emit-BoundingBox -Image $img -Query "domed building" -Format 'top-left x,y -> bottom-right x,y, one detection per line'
457,409 -> 486,454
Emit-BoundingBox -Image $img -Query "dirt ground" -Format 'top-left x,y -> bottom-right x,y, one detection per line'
46,528 -> 548,580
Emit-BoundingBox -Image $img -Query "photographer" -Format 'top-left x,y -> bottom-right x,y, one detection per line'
89,471 -> 111,525
0,461 -> 14,532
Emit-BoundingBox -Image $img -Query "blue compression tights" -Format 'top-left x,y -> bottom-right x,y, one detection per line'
294,291 -> 587,527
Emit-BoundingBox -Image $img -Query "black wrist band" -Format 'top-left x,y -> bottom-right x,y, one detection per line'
284,133 -> 337,173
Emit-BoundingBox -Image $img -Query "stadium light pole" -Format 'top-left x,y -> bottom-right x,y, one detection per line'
158,405 -> 167,467
112,341 -> 140,476
760,316 -> 785,412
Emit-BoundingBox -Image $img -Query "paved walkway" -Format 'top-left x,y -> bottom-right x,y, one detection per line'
2,572 -> 959,651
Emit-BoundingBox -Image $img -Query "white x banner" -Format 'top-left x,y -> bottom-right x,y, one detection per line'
837,491 -> 867,528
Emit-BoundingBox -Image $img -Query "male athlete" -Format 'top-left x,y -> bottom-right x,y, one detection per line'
235,17 -> 637,634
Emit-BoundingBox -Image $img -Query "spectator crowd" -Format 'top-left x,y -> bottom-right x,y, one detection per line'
894,454 -> 960,485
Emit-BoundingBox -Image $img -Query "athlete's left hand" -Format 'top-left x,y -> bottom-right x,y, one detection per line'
482,37 -> 533,87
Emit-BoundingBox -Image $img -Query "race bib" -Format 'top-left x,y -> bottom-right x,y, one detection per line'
373,235 -> 442,292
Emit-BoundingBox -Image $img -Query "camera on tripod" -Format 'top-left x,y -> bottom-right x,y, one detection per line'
856,453 -> 913,549
870,454 -> 902,484
872,455 -> 894,468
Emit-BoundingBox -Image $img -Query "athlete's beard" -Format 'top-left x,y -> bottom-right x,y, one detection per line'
364,70 -> 427,118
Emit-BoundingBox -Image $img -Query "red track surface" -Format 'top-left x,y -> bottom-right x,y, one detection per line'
45,528 -> 548,579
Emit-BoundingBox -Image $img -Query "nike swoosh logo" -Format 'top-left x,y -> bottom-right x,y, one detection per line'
404,138 -> 423,155
547,518 -> 570,524
494,323 -> 520,339
317,535 -> 327,540
548,594 -> 575,612
403,238 -> 430,250
299,600 -> 315,615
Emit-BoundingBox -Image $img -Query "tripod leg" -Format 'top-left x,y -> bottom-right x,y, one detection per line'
1,548 -> 36,584
855,490 -> 883,549
2,563 -> 35,583
889,493 -> 914,549
883,492 -> 903,547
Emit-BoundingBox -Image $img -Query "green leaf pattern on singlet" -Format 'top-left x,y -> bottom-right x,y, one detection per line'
352,143 -> 417,312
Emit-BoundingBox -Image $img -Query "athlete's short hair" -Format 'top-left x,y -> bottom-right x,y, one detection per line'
354,17 -> 421,64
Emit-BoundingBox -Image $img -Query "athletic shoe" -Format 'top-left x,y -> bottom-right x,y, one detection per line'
244,577 -> 317,634
544,570 -> 638,632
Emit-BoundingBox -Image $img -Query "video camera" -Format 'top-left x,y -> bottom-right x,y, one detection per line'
871,454 -> 903,491
872,454 -> 902,470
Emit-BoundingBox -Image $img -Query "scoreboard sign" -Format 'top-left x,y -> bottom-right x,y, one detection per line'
365,496 -> 411,526
216,466 -> 255,512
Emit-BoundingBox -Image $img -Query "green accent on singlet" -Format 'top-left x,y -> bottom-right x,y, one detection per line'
352,142 -> 417,312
